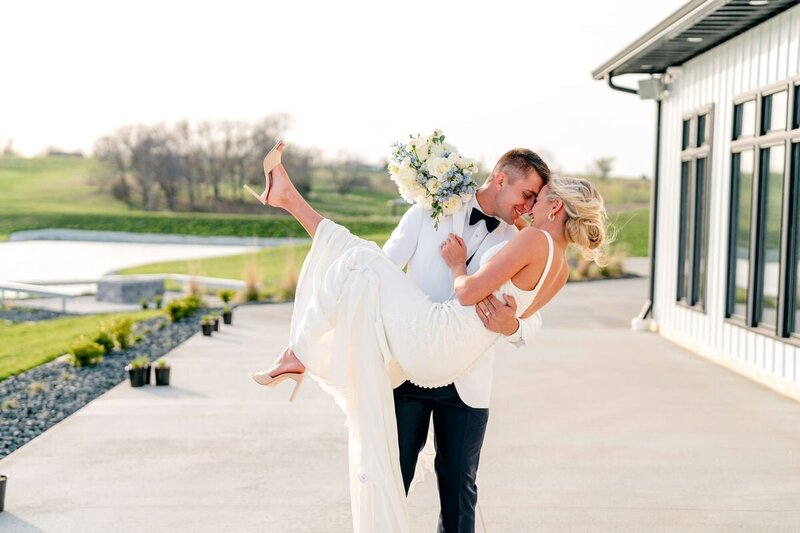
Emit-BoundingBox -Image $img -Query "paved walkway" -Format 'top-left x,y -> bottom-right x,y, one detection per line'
2,278 -> 800,532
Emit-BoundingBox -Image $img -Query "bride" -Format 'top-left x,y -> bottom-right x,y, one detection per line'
248,142 -> 608,532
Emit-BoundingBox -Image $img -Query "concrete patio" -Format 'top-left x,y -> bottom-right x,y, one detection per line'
1,277 -> 799,532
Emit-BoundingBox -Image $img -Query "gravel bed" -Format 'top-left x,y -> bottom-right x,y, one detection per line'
0,312 -> 206,459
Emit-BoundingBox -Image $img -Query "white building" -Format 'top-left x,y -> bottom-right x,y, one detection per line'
594,0 -> 800,399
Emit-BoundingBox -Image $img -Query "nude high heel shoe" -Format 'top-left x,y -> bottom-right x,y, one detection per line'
249,370 -> 305,402
243,139 -> 285,205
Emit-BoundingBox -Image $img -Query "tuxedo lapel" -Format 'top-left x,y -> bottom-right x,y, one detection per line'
452,205 -> 468,237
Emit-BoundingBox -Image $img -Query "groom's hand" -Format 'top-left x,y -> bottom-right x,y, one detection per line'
476,294 -> 519,336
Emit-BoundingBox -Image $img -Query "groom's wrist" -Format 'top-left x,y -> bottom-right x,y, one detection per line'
504,319 -> 522,340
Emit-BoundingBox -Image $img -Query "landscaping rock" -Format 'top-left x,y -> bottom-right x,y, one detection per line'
0,313 -> 205,459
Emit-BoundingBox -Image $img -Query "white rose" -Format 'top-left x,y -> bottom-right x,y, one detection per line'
396,165 -> 418,186
409,182 -> 427,199
399,186 -> 417,203
460,192 -> 474,203
426,157 -> 452,180
426,177 -> 441,194
441,142 -> 457,156
455,156 -> 473,170
430,142 -> 447,157
414,141 -> 430,162
418,195 -> 434,210
441,196 -> 462,216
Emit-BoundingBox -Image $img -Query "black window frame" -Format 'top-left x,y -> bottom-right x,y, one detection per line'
727,78 -> 800,344
677,105 -> 714,311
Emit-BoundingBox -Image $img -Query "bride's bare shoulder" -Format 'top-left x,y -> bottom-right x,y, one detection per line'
516,226 -> 550,252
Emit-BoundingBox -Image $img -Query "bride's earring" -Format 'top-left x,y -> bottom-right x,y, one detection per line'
547,212 -> 555,221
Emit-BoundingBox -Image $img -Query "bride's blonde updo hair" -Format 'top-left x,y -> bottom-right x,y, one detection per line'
547,177 -> 610,264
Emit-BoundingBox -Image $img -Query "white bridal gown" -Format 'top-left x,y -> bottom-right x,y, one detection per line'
289,219 -> 554,532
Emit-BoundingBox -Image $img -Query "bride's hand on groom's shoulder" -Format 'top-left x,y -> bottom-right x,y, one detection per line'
440,233 -> 467,268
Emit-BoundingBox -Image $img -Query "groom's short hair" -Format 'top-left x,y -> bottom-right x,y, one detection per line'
493,148 -> 551,184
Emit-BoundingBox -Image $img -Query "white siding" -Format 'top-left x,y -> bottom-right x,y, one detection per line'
654,4 -> 800,393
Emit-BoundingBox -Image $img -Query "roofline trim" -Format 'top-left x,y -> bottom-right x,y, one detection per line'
591,0 -> 726,80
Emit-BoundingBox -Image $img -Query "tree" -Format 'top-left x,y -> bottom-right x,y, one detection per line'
2,139 -> 17,157
593,157 -> 614,179
93,114 -> 303,211
329,152 -> 370,195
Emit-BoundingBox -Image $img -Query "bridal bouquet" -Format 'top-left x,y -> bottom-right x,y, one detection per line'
388,129 -> 479,228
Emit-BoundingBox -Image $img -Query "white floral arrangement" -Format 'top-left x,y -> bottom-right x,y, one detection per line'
388,129 -> 479,228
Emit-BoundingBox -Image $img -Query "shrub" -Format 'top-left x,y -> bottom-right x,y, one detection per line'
68,338 -> 105,367
129,355 -> 150,369
184,294 -> 204,313
93,331 -> 115,353
245,286 -> 260,302
153,294 -> 163,309
260,287 -> 278,301
166,300 -> 187,322
1,398 -> 17,411
28,381 -> 49,395
109,317 -> 133,349
140,297 -> 150,310
244,256 -> 260,302
187,276 -> 203,296
279,256 -> 299,302
217,289 -> 236,303
165,294 -> 204,322
155,358 -> 169,369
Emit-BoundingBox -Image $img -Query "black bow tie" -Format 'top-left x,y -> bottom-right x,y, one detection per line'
469,208 -> 500,233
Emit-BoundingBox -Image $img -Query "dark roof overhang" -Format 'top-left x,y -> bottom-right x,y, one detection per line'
592,0 -> 800,80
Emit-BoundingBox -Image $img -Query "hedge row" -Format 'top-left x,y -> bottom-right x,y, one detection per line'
0,212 -> 399,240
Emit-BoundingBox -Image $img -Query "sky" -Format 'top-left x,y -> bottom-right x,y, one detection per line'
0,0 -> 687,177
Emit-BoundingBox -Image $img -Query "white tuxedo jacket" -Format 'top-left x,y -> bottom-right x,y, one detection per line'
383,203 -> 542,408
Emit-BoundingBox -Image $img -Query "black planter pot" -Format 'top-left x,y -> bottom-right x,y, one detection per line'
144,364 -> 152,385
222,311 -> 233,325
155,367 -> 171,386
212,317 -> 220,331
0,474 -> 6,512
126,366 -> 147,387
201,323 -> 213,336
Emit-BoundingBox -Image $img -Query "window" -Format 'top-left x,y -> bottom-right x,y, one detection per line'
788,142 -> 800,337
728,79 -> 800,341
762,90 -> 788,134
733,99 -> 756,140
728,149 -> 754,320
678,107 -> 713,309
756,145 -> 785,328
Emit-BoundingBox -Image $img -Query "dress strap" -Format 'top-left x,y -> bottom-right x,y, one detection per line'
531,230 -> 554,295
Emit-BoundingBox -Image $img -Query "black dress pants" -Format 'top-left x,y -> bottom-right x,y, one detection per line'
393,381 -> 489,533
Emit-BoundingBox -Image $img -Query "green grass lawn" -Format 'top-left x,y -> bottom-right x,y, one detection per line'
120,207 -> 650,287
591,176 -> 651,207
0,157 -> 128,215
0,309 -> 161,381
120,233 -> 392,294
0,157 -> 650,241
608,207 -> 650,257
0,157 -> 403,240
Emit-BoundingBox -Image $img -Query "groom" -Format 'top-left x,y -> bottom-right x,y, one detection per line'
383,148 -> 550,532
